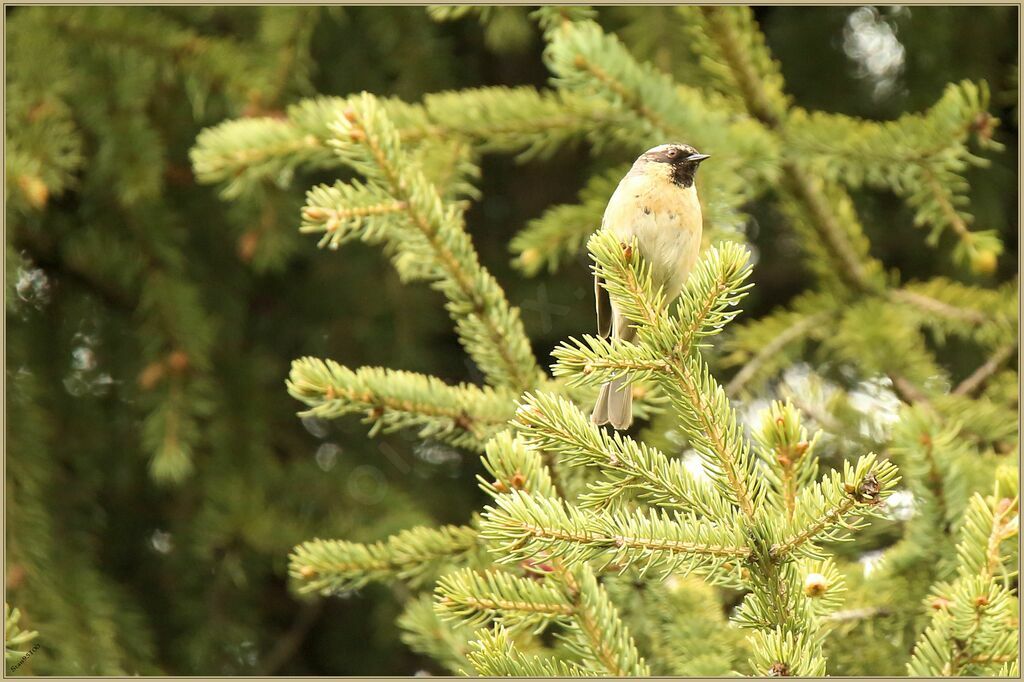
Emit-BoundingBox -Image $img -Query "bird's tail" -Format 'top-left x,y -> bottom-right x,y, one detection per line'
591,376 -> 633,430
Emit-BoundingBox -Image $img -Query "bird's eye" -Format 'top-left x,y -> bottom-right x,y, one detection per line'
666,149 -> 678,158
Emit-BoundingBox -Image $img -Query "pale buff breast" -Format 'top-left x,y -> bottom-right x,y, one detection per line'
602,173 -> 703,302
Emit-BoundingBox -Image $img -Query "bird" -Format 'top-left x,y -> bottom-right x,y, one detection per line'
590,143 -> 709,430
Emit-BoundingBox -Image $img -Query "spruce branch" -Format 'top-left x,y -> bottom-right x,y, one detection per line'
825,298 -> 948,389
289,524 -> 479,595
891,277 -> 1014,342
464,624 -> 593,677
479,431 -> 561,501
4,603 -> 38,668
480,490 -> 751,580
890,406 -> 972,533
513,391 -> 729,516
299,180 -> 410,251
687,8 -> 885,295
752,401 -> 821,521
435,567 -> 575,633
688,7 -> 789,126
784,81 -> 1003,270
555,231 -> 762,518
323,93 -> 542,392
287,358 -> 513,452
747,627 -> 827,677
191,88 -> 620,197
191,116 -> 331,199
423,87 -> 622,161
770,454 -> 900,560
144,376 -> 198,484
6,85 -> 83,211
666,354 -> 764,521
436,564 -> 649,675
954,491 -> 1019,582
552,332 -> 670,388
398,595 -> 475,674
46,7 -> 268,102
778,167 -> 886,294
909,574 -> 1019,676
932,391 -> 1018,454
558,563 -> 650,676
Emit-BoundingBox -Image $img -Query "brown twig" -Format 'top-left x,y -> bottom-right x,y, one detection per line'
888,373 -> 936,415
953,344 -> 1017,397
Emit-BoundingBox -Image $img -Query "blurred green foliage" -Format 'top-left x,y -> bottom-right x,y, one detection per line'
5,5 -> 1017,675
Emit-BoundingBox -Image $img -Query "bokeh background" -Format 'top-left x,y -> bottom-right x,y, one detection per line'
5,5 -> 1018,675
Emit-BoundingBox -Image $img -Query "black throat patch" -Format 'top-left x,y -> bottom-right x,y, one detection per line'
671,162 -> 697,188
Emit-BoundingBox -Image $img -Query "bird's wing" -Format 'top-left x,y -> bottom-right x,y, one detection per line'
595,273 -> 612,337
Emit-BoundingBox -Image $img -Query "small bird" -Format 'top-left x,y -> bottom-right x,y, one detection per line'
591,143 -> 709,430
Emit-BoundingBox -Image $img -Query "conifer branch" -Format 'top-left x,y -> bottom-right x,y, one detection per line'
464,624 -> 593,677
783,81 -> 1002,270
668,356 -> 761,520
479,431 -> 561,501
558,563 -> 650,676
323,94 -> 542,392
435,567 -> 575,632
191,88 -> 621,197
691,8 -> 885,295
423,87 -> 622,160
771,454 -> 900,560
4,603 -> 38,668
555,233 -> 763,519
47,8 -> 267,100
752,401 -> 820,521
398,595 -> 476,674
747,627 -> 827,677
436,564 -> 648,675
956,492 -> 1018,581
694,7 -> 788,126
513,392 -> 729,516
289,524 -> 478,595
288,358 -> 513,451
779,167 -> 885,294
909,486 -> 1019,675
480,490 -> 751,579
889,286 -> 989,328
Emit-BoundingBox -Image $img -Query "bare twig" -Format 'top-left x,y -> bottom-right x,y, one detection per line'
888,373 -> 936,415
953,344 -> 1017,397
725,311 -> 830,397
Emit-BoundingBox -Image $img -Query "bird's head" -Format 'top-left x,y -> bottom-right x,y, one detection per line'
633,143 -> 710,188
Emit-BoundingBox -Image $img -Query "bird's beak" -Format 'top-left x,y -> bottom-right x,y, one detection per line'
688,153 -> 710,163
